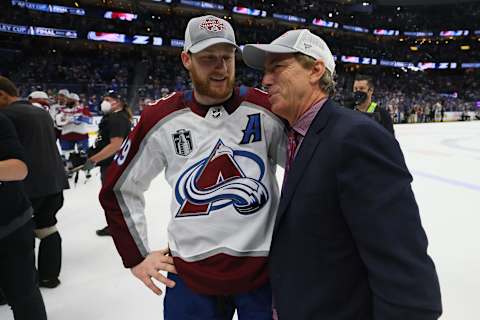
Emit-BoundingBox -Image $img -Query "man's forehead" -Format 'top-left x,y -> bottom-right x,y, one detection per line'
196,43 -> 236,55
354,80 -> 369,86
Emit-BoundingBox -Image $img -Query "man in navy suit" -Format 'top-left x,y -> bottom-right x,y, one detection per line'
243,29 -> 442,320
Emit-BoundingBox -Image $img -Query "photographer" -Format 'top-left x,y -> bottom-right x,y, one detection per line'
82,90 -> 132,237
352,74 -> 395,135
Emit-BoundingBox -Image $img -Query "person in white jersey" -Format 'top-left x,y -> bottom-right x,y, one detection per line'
100,15 -> 286,319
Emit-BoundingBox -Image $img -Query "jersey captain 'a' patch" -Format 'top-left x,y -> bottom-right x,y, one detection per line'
175,139 -> 269,217
240,113 -> 262,145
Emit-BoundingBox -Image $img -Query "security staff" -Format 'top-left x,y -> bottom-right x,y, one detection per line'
0,112 -> 47,320
353,74 -> 395,135
82,90 -> 132,236
0,76 -> 69,289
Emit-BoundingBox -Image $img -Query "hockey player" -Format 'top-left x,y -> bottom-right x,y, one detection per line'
50,89 -> 69,138
100,15 -> 286,319
27,91 -> 50,112
56,92 -> 92,154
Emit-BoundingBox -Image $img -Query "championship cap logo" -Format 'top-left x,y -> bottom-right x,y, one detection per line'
200,17 -> 225,33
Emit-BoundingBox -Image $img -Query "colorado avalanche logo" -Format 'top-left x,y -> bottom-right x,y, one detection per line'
200,18 -> 225,33
175,140 -> 268,217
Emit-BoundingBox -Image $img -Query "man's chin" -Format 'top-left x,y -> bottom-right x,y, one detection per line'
271,102 -> 288,119
201,86 -> 233,101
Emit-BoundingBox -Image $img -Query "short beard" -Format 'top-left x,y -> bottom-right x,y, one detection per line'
190,69 -> 235,101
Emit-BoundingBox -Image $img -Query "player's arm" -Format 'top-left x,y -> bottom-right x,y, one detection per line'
99,114 -> 176,295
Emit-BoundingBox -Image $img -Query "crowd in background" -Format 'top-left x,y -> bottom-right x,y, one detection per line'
1,47 -> 477,124
1,0 -> 480,63
0,0 -> 479,122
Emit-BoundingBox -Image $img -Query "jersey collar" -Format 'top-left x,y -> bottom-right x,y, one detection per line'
186,87 -> 243,118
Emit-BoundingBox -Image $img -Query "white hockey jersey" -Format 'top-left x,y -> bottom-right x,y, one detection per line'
55,104 -> 92,136
100,86 -> 286,295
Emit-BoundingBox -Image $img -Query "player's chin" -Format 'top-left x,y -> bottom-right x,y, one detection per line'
208,84 -> 233,98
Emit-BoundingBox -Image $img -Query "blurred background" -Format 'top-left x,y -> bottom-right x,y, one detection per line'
0,0 -> 479,123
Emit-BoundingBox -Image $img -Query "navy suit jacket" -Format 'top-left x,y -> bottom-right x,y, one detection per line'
269,99 -> 442,320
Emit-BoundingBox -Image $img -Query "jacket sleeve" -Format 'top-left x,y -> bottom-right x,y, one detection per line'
0,114 -> 27,163
337,122 -> 442,320
99,115 -> 166,268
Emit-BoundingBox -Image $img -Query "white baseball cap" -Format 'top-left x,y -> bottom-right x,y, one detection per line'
58,89 -> 69,96
28,91 -> 49,99
68,93 -> 80,101
243,29 -> 335,74
184,15 -> 240,53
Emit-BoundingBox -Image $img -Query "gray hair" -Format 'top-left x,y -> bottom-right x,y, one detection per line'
294,53 -> 336,96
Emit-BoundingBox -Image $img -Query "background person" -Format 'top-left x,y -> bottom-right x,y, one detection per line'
0,76 -> 69,289
0,112 -> 48,320
82,90 -> 133,237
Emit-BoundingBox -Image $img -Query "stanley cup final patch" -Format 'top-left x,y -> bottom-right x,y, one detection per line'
172,129 -> 194,156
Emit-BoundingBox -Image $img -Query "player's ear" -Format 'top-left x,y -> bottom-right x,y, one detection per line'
181,51 -> 192,71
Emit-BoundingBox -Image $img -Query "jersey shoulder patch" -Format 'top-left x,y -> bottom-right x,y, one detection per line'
140,92 -> 188,128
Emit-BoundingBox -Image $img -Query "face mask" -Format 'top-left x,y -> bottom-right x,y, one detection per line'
101,100 -> 112,113
353,91 -> 368,105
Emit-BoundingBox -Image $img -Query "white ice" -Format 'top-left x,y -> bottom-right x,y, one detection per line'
1,121 -> 479,320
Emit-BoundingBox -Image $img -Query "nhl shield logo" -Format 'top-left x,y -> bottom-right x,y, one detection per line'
172,129 -> 193,156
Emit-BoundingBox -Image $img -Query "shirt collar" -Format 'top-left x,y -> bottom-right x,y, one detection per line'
291,97 -> 328,137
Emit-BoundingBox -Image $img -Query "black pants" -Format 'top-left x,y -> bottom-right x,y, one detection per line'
0,221 -> 47,320
30,192 -> 64,281
31,192 -> 64,229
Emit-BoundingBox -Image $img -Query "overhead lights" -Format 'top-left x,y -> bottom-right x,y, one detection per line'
410,46 -> 418,51
460,45 -> 470,50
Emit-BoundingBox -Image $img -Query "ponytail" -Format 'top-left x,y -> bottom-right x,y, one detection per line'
121,102 -> 134,121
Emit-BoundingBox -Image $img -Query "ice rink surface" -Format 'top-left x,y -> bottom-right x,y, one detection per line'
1,121 -> 479,320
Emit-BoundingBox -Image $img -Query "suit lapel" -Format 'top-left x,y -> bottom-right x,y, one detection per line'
274,100 -> 335,233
